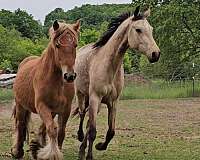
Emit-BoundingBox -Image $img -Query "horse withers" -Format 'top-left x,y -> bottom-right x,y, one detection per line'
11,20 -> 80,160
73,6 -> 160,160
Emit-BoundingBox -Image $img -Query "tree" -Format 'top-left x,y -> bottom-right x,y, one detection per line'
0,25 -> 47,70
0,9 -> 44,40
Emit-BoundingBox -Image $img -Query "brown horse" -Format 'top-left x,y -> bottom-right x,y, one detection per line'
11,20 -> 80,160
73,6 -> 160,160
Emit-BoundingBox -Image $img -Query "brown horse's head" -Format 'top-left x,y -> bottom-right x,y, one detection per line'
49,20 -> 80,82
128,6 -> 160,63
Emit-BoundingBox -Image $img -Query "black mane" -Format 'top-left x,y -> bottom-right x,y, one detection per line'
93,12 -> 132,48
93,10 -> 144,48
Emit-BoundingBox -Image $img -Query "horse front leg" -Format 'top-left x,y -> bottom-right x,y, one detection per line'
95,101 -> 116,151
57,103 -> 71,149
36,102 -> 63,160
86,94 -> 101,160
30,113 -> 56,159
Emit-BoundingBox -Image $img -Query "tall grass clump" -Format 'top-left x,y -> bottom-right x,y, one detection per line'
121,80 -> 200,99
0,88 -> 14,102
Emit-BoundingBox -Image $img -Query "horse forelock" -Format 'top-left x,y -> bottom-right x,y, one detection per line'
49,22 -> 78,43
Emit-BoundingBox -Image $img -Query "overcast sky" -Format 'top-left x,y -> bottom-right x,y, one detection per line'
0,0 -> 132,22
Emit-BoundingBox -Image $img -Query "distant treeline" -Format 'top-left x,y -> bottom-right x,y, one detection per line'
0,0 -> 199,80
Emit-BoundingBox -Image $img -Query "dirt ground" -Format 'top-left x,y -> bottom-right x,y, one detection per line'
0,98 -> 200,160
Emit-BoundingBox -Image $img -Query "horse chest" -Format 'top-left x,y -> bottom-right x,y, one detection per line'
43,90 -> 67,111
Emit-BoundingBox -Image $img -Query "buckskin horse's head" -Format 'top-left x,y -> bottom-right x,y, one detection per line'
49,20 -> 80,82
128,6 -> 160,63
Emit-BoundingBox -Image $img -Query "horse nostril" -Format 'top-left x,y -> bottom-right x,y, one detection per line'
152,52 -> 156,59
149,52 -> 160,63
64,73 -> 68,80
63,73 -> 76,82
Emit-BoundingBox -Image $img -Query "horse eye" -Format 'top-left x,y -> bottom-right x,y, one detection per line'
136,29 -> 142,33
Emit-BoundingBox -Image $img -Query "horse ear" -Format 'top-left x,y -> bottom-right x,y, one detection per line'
73,19 -> 81,32
53,20 -> 59,31
134,6 -> 140,17
143,8 -> 151,18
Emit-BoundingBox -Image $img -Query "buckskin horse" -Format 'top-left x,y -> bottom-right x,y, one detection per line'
73,6 -> 160,160
11,20 -> 80,160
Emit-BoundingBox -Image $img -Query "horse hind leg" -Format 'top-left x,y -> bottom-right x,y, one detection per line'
79,119 -> 89,160
37,104 -> 63,160
11,104 -> 31,159
77,91 -> 89,142
95,101 -> 116,151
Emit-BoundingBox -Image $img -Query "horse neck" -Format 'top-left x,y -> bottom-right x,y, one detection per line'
103,19 -> 130,76
39,44 -> 62,82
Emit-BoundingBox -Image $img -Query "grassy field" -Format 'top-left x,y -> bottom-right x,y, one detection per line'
0,88 -> 13,102
0,99 -> 200,160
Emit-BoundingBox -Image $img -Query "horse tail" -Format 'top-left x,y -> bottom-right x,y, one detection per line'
24,111 -> 31,143
11,102 -> 16,120
71,95 -> 89,119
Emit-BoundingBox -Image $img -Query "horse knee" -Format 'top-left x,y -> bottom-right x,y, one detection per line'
88,126 -> 96,141
47,122 -> 58,139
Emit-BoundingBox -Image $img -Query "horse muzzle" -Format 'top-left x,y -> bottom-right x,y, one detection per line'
149,51 -> 160,63
63,72 -> 77,82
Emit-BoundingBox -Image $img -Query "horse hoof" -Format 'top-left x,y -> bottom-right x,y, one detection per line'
95,142 -> 107,151
77,130 -> 84,142
11,147 -> 24,159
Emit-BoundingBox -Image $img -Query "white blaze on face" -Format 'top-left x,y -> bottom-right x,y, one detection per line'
61,65 -> 68,77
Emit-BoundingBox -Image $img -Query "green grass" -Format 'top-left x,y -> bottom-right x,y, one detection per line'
121,80 -> 200,99
0,88 -> 13,102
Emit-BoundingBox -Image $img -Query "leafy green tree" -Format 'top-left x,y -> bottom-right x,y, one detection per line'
0,9 -> 44,40
0,25 -> 47,70
44,8 -> 67,35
